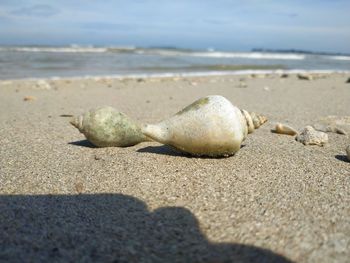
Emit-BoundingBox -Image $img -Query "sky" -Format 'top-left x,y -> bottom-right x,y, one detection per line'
0,0 -> 349,53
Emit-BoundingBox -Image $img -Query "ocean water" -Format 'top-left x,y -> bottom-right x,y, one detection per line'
0,46 -> 349,79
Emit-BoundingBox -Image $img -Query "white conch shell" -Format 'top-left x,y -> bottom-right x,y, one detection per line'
142,95 -> 267,157
70,106 -> 149,147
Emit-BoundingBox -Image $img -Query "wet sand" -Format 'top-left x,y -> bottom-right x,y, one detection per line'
1,73 -> 350,262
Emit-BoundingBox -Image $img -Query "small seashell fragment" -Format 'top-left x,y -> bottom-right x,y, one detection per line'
296,126 -> 328,146
251,74 -> 266,79
346,145 -> 350,161
335,128 -> 347,135
142,95 -> 267,157
75,181 -> 84,194
313,73 -> 327,79
35,80 -> 51,90
238,81 -> 247,88
314,116 -> 350,135
298,73 -> 313,80
23,96 -> 36,101
274,123 -> 298,136
70,106 -> 149,147
312,124 -> 347,135
1,80 -> 13,85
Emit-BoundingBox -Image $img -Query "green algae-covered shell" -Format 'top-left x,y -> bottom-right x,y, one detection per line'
70,106 -> 148,147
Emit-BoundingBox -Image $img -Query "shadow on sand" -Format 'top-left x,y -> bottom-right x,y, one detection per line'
68,141 -> 247,159
335,154 -> 349,163
137,145 -> 188,157
69,140 -> 96,148
137,145 -> 247,159
0,194 -> 292,263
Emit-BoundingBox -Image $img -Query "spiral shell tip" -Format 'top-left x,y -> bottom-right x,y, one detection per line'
247,111 -> 267,130
70,115 -> 83,131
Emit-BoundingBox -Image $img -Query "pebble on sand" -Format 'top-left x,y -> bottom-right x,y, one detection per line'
296,126 -> 328,146
346,145 -> 350,161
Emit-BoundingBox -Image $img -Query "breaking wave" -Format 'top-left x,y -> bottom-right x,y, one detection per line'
0,46 -> 306,60
328,55 -> 350,61
188,52 -> 305,60
0,46 -> 135,53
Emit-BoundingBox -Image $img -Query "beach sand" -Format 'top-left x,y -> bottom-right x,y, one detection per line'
1,73 -> 349,262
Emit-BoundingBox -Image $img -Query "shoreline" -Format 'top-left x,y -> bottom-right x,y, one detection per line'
1,69 -> 349,82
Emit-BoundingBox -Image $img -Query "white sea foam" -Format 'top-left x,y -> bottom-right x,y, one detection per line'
132,49 -> 306,60
0,46 -> 305,60
188,52 -> 305,60
0,46 -> 143,53
0,46 -> 136,53
328,55 -> 350,61
5,69 -> 348,82
1,46 -> 348,63
0,47 -> 108,53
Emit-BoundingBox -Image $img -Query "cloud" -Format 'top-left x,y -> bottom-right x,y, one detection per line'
10,4 -> 59,17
